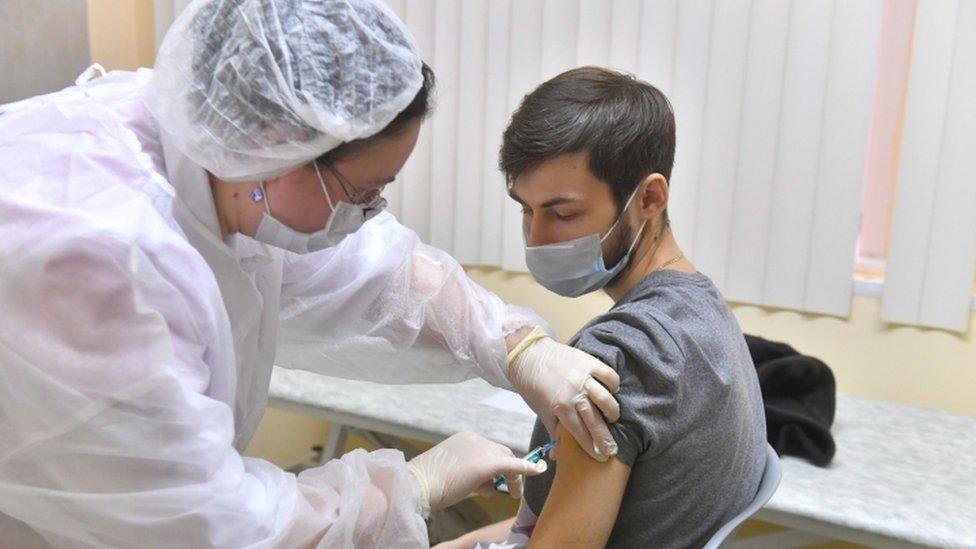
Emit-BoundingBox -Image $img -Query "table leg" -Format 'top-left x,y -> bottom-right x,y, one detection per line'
321,424 -> 350,463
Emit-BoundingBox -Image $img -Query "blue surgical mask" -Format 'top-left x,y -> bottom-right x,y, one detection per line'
525,188 -> 647,297
252,162 -> 386,254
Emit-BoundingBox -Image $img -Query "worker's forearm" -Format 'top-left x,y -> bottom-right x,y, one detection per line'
505,326 -> 534,354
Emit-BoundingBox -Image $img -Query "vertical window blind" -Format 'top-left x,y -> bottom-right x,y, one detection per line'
153,0 -> 975,331
882,0 -> 976,332
384,0 -> 882,318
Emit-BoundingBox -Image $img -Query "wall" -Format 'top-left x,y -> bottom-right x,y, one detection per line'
244,408 -> 332,468
0,0 -> 91,104
466,267 -> 976,417
86,0 -> 155,71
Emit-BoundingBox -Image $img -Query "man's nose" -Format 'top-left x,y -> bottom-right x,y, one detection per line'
524,219 -> 552,247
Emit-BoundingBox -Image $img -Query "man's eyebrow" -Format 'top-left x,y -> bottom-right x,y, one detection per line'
507,188 -> 525,204
539,196 -> 578,208
506,192 -> 579,208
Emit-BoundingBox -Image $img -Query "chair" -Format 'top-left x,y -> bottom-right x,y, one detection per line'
702,443 -> 783,549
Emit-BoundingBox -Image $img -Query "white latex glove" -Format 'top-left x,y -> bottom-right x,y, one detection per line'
406,432 -> 547,514
506,327 -> 621,461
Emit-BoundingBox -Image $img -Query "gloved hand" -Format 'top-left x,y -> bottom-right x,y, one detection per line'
506,327 -> 621,461
407,431 -> 547,514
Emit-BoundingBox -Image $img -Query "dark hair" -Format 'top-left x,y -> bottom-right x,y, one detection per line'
499,66 -> 675,215
317,62 -> 436,164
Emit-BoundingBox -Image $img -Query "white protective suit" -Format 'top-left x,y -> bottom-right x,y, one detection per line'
0,67 -> 544,549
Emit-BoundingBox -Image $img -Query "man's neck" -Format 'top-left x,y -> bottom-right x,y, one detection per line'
604,224 -> 688,303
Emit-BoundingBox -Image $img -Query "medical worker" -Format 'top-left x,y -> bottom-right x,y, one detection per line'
0,0 -> 621,546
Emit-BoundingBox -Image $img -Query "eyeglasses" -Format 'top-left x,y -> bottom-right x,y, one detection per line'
326,163 -> 388,205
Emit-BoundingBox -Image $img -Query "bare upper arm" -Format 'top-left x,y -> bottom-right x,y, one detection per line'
528,425 -> 632,548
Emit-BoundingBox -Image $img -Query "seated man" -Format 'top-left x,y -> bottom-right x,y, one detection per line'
442,66 -> 767,548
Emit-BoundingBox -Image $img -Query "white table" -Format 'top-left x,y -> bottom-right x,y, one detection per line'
749,396 -> 976,549
268,367 -> 976,548
268,368 -> 534,459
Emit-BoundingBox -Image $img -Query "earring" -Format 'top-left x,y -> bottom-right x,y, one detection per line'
250,186 -> 264,203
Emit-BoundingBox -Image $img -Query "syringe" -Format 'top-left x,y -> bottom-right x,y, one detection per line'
494,439 -> 558,492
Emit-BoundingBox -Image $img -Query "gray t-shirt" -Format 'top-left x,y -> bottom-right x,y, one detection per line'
523,270 -> 767,548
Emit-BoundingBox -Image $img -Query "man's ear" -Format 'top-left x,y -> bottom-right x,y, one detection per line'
637,173 -> 669,221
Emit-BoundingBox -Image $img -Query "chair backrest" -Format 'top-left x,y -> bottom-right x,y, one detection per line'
702,443 -> 782,549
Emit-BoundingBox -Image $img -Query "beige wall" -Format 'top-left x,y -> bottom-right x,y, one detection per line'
244,408 -> 332,467
466,267 -> 976,418
248,268 -> 976,466
86,0 -> 155,71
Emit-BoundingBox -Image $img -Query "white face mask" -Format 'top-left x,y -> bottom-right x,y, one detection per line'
252,162 -> 386,254
525,187 -> 647,298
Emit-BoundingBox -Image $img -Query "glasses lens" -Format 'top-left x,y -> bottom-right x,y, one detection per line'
363,196 -> 388,221
330,165 -> 382,205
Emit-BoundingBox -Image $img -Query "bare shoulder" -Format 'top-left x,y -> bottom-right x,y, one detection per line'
528,426 -> 632,548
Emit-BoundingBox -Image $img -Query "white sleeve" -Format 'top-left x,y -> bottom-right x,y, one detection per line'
276,212 -> 549,389
473,500 -> 536,549
0,234 -> 428,548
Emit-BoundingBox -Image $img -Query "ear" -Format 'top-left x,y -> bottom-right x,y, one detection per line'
636,173 -> 669,222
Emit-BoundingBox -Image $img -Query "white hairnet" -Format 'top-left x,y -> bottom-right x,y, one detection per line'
146,0 -> 423,182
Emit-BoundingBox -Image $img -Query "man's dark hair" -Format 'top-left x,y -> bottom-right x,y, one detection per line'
499,66 -> 675,216
318,62 -> 436,164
